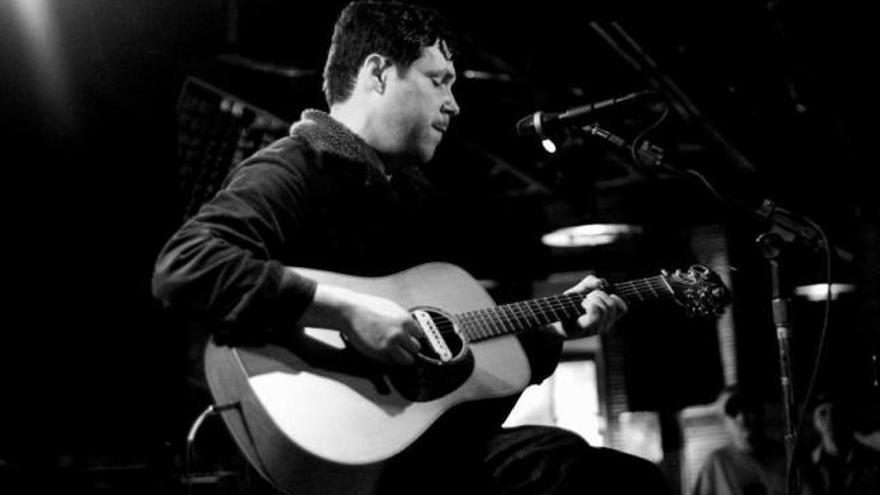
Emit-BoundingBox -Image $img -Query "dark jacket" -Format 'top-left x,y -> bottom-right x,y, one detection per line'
152,109 -> 561,382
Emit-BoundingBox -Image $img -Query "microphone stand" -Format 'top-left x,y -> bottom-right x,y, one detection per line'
755,231 -> 798,489
579,123 -> 850,495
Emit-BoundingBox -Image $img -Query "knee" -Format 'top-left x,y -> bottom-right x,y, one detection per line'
587,448 -> 670,494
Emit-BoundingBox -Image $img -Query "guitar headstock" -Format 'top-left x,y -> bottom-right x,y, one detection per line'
662,265 -> 731,318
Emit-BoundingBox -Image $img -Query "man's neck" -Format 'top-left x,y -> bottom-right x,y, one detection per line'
329,104 -> 369,144
331,104 -> 420,176
328,104 -> 394,175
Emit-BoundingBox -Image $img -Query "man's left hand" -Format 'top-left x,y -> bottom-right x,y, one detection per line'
554,275 -> 628,339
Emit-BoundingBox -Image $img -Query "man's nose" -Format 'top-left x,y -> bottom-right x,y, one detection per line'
443,91 -> 460,117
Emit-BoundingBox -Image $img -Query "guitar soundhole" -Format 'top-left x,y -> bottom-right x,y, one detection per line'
410,307 -> 465,364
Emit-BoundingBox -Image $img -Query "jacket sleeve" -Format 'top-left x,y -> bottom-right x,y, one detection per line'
152,156 -> 317,333
518,331 -> 564,385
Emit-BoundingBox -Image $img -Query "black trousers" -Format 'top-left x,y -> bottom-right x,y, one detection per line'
488,425 -> 670,495
375,422 -> 671,495
190,416 -> 669,495
185,381 -> 669,495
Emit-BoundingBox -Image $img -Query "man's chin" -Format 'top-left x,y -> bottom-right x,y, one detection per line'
417,146 -> 437,164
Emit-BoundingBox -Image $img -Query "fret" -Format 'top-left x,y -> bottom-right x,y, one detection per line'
458,273 -> 691,343
525,299 -> 552,327
512,304 -> 530,331
459,313 -> 471,337
616,280 -> 643,303
635,279 -> 650,300
460,312 -> 476,340
503,303 -> 526,331
505,302 -> 522,327
472,309 -> 492,337
474,309 -> 492,336
521,300 -> 546,327
530,300 -> 552,325
613,276 -> 674,305
486,307 -> 506,335
496,306 -> 516,334
546,295 -> 568,322
561,294 -> 582,319
536,297 -> 555,325
536,297 -> 559,324
653,278 -> 669,299
524,299 -> 547,326
491,306 -> 515,333
514,304 -> 532,330
657,275 -> 675,300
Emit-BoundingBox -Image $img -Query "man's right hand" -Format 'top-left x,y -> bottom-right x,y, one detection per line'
300,284 -> 422,366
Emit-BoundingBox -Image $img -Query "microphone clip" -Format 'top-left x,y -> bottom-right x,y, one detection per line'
581,123 -> 665,168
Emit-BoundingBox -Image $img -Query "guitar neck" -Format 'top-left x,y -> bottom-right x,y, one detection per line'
458,275 -> 676,342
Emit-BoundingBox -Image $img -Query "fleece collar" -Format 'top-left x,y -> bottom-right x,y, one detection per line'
290,109 -> 389,180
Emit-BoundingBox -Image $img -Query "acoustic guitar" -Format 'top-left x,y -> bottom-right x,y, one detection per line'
204,262 -> 729,494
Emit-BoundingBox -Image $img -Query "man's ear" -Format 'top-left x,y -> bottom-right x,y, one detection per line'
362,54 -> 392,94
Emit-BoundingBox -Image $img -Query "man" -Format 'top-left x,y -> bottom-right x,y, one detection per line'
692,385 -> 786,495
798,392 -> 880,495
153,1 -> 667,493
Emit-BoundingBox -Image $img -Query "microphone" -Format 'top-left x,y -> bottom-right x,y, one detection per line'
516,90 -> 656,139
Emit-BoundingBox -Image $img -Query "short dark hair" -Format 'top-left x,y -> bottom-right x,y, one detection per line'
322,0 -> 456,106
721,385 -> 760,417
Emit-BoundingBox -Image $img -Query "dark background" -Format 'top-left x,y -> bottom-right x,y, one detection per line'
1,0 -> 876,482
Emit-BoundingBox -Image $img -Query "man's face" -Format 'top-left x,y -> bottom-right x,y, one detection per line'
725,409 -> 757,445
379,40 -> 460,163
813,401 -> 840,442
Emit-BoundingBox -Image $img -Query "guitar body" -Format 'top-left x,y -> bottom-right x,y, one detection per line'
204,262 -> 531,495
203,261 -> 731,495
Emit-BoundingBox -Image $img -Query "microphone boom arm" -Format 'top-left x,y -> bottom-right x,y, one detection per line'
578,123 -> 851,261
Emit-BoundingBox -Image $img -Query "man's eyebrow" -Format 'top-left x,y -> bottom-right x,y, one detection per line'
427,69 -> 456,84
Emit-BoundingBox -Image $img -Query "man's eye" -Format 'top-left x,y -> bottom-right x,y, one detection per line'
432,78 -> 443,87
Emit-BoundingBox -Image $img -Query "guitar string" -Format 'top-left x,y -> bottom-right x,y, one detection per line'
427,276 -> 721,340
418,274 -> 695,333
427,280 -> 683,339
435,277 -> 717,341
435,282 -> 678,329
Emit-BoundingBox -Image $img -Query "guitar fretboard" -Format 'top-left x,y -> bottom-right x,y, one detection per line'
457,276 -> 676,342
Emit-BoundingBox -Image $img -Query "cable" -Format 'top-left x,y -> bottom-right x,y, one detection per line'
681,168 -> 731,205
184,405 -> 216,495
784,214 -> 834,495
680,176 -> 836,495
183,402 -> 240,495
629,103 -> 669,168
667,165 -> 837,495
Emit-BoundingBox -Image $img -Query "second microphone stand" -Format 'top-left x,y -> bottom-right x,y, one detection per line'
578,122 -> 845,495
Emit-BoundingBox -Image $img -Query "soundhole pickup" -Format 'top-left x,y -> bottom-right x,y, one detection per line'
410,307 -> 466,364
392,307 -> 474,402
